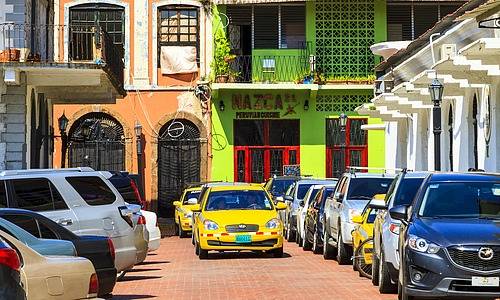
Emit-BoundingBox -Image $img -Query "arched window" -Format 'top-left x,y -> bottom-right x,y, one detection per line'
448,104 -> 453,171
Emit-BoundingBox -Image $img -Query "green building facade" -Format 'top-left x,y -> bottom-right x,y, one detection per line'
210,0 -> 388,182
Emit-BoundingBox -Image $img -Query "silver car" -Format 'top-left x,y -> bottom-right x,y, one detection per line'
323,172 -> 394,264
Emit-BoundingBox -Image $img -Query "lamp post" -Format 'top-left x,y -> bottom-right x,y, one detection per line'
429,78 -> 444,171
339,113 -> 348,177
134,121 -> 144,200
58,113 -> 69,168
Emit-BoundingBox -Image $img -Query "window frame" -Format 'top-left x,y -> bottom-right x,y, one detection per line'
65,176 -> 117,206
7,178 -> 68,212
157,5 -> 200,64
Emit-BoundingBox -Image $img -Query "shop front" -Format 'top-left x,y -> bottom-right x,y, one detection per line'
211,88 -> 386,183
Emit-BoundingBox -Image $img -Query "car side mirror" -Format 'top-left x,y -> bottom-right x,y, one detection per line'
173,201 -> 181,207
333,192 -> 344,202
389,205 -> 409,223
275,196 -> 284,203
351,215 -> 363,224
275,202 -> 287,210
187,198 -> 198,205
190,204 -> 202,212
299,200 -> 305,207
284,195 -> 293,203
368,198 -> 387,210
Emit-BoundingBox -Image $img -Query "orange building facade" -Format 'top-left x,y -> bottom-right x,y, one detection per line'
52,0 -> 214,217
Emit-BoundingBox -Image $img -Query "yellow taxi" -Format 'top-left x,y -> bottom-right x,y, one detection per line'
191,184 -> 287,259
351,194 -> 386,278
173,187 -> 202,238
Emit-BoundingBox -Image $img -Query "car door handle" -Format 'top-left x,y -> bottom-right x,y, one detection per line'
57,218 -> 73,226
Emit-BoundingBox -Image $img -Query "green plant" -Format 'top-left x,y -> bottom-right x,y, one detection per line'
211,31 -> 232,79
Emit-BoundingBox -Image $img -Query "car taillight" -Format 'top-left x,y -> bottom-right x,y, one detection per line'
88,273 -> 99,295
130,179 -> 145,209
389,223 -> 400,235
138,215 -> 146,225
0,248 -> 21,271
107,238 -> 115,262
118,206 -> 134,227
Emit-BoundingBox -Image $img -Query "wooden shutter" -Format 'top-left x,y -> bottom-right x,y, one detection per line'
254,6 -> 278,49
387,5 -> 412,41
281,5 -> 305,49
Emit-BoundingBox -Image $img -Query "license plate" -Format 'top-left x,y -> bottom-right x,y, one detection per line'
235,235 -> 251,243
472,276 -> 499,287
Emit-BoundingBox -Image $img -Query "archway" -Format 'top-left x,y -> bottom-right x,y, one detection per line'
67,112 -> 125,171
157,119 -> 201,217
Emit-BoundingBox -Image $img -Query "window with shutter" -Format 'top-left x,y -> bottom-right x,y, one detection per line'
281,6 -> 306,49
254,6 -> 279,49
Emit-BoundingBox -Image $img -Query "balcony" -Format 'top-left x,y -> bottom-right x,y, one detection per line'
0,24 -> 125,102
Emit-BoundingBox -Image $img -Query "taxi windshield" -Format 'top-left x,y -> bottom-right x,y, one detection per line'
205,190 -> 273,211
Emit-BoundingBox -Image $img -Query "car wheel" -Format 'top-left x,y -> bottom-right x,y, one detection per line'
195,238 -> 200,256
286,221 -> 296,242
191,232 -> 195,245
174,221 -> 179,236
323,228 -> 336,259
379,250 -> 397,293
272,246 -> 284,258
179,218 -> 188,238
302,230 -> 312,251
371,250 -> 380,286
198,243 -> 208,260
336,227 -> 352,265
312,230 -> 322,254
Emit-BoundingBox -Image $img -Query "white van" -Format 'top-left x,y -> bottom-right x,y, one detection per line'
0,168 -> 137,272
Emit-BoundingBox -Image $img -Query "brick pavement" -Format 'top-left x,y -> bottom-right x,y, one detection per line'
112,237 -> 397,300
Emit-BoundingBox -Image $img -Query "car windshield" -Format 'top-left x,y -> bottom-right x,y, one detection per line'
183,191 -> 201,204
347,178 -> 393,200
393,178 -> 425,206
297,183 -> 315,200
205,190 -> 273,211
419,182 -> 500,219
270,179 -> 296,196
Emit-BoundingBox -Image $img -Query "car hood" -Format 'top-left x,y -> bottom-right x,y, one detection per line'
412,218 -> 500,246
201,210 -> 279,226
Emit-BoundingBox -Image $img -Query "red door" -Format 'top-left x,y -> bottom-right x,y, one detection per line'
326,118 -> 368,178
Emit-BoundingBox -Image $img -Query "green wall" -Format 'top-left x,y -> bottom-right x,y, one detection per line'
211,89 -> 385,181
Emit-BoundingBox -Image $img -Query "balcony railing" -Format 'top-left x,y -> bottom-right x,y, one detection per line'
226,54 -> 313,83
0,23 -> 124,87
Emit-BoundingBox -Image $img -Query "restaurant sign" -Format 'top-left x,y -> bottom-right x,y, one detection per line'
232,93 -> 300,119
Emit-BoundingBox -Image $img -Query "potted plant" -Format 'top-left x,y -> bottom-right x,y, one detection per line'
0,48 -> 21,62
212,31 -> 233,83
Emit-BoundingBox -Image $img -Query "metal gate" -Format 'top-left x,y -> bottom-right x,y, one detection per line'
67,112 -> 125,171
157,119 -> 201,218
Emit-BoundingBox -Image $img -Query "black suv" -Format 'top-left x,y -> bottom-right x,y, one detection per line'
391,173 -> 500,300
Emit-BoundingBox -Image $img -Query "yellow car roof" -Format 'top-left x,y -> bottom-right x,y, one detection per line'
184,187 -> 202,192
209,184 -> 265,192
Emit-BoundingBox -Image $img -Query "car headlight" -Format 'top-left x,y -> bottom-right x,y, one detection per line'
407,235 -> 440,254
203,220 -> 219,231
265,218 -> 281,229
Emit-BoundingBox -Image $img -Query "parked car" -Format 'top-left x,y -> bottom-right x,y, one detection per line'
372,171 -> 427,293
350,195 -> 386,278
0,168 -> 139,273
0,208 -> 117,296
324,172 -> 394,264
0,236 -> 25,300
284,179 -> 337,242
192,185 -> 287,259
263,176 -> 301,202
0,217 -> 76,257
297,184 -> 323,247
107,171 -> 161,252
391,172 -> 500,300
302,185 -> 337,254
173,186 -> 202,237
0,229 -> 99,300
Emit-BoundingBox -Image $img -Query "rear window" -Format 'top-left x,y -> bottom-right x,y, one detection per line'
269,179 -> 296,196
109,177 -> 140,205
66,176 -> 116,206
347,178 -> 393,200
297,183 -> 315,200
10,178 -> 68,211
394,178 -> 425,206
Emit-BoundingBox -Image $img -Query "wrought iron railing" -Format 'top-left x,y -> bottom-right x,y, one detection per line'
0,23 -> 124,86
225,54 -> 314,83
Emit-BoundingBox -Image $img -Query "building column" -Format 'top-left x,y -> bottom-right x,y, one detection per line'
385,122 -> 398,170
406,113 -> 418,171
133,0 -> 150,86
453,95 -> 469,171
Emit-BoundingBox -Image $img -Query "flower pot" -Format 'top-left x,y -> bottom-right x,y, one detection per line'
215,75 -> 229,83
0,49 -> 21,62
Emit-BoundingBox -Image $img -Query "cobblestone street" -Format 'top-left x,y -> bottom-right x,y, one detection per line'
113,237 -> 396,300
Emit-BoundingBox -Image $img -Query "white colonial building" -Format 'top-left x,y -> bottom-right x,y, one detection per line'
359,0 -> 500,172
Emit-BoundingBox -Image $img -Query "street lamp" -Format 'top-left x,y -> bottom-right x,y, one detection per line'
429,78 -> 444,171
134,121 -> 144,205
58,112 -> 69,168
339,113 -> 348,177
